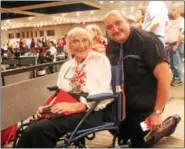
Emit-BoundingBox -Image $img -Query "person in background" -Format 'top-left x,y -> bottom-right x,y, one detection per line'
48,41 -> 57,62
85,24 -> 106,55
31,38 -> 35,50
47,41 -> 57,73
166,3 -> 184,86
143,1 -> 169,46
134,9 -> 145,29
57,38 -> 63,47
61,36 -> 66,47
37,39 -> 43,49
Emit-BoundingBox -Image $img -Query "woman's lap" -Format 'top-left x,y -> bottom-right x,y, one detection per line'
17,110 -> 104,147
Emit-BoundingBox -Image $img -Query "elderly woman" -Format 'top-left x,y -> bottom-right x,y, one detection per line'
85,24 -> 106,55
16,27 -> 113,148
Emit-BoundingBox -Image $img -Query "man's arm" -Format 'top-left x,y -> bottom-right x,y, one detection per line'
145,62 -> 171,130
149,20 -> 160,34
153,62 -> 172,112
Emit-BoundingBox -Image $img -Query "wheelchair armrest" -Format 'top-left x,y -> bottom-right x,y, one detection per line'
47,85 -> 59,91
68,92 -> 89,97
86,93 -> 117,102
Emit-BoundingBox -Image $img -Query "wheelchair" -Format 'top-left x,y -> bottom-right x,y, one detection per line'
12,64 -> 127,148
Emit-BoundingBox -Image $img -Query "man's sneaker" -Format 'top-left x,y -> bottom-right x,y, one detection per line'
171,80 -> 183,87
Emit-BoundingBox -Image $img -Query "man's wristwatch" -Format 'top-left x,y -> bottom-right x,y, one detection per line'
153,109 -> 162,115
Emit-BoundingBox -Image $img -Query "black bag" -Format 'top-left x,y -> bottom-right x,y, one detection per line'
144,114 -> 181,147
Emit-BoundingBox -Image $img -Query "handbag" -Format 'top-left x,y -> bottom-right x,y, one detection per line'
41,89 -> 86,118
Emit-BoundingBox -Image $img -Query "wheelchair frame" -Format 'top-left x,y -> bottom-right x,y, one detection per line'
12,64 -> 125,148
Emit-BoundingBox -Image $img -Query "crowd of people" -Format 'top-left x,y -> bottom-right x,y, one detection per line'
1,1 -> 184,148
1,36 -> 67,66
134,2 -> 184,87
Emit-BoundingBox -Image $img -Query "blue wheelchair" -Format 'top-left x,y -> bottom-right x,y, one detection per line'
12,64 -> 126,148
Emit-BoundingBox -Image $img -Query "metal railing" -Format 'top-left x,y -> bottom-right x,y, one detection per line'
1,60 -> 66,86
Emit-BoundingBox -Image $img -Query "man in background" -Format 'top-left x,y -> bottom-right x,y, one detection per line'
143,1 -> 169,46
166,3 -> 184,86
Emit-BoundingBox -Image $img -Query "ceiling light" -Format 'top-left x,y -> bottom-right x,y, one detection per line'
121,10 -> 126,16
138,2 -> 143,8
100,1 -> 104,4
90,10 -> 94,15
28,17 -> 34,21
6,20 -> 10,24
61,13 -> 66,17
76,12 -> 80,16
130,7 -> 135,13
110,1 -> 114,3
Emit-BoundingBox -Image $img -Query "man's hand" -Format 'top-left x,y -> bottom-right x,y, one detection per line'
34,105 -> 51,120
145,113 -> 163,130
51,102 -> 86,114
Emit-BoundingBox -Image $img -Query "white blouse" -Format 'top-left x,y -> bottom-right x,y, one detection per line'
57,51 -> 114,111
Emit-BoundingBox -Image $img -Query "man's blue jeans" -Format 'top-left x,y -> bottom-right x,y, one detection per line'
169,43 -> 183,81
179,43 -> 184,61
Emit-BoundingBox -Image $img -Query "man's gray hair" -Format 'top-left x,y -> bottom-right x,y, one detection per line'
104,10 -> 125,21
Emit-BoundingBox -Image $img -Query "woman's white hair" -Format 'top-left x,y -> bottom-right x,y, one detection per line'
66,27 -> 93,54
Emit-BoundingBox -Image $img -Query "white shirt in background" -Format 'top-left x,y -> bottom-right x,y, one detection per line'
49,46 -> 57,62
143,1 -> 169,37
166,17 -> 184,43
57,51 -> 113,111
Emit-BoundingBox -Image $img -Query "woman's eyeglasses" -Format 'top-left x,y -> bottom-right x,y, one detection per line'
63,64 -> 86,80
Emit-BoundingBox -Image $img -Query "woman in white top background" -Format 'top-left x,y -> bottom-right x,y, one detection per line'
85,24 -> 106,55
16,27 -> 113,148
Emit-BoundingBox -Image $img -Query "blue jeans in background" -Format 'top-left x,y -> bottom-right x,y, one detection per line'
169,43 -> 183,82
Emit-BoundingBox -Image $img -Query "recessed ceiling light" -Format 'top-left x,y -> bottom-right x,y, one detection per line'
28,17 -> 34,21
110,1 -> 114,3
61,13 -> 66,17
76,12 -> 80,16
100,1 -> 104,4
90,10 -> 94,15
6,20 -> 10,24
130,7 -> 135,13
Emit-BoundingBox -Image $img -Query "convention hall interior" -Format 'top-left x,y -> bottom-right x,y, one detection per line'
1,1 -> 184,148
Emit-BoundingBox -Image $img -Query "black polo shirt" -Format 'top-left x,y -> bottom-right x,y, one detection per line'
107,27 -> 168,114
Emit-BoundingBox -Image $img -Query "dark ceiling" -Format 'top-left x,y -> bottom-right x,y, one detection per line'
1,1 -> 54,8
1,13 -> 33,20
25,3 -> 99,14
1,1 -> 99,20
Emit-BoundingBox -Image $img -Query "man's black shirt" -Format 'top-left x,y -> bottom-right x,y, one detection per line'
106,27 -> 168,114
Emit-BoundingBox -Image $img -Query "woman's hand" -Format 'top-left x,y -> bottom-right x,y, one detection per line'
51,102 -> 86,114
34,105 -> 51,120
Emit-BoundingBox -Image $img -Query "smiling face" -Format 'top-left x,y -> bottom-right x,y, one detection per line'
104,11 -> 131,44
67,28 -> 92,59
